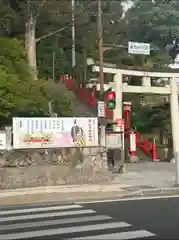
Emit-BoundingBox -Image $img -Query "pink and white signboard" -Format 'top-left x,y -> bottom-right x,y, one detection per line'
12,117 -> 98,149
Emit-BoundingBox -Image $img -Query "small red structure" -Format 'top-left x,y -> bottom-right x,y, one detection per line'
152,137 -> 158,161
123,102 -> 132,130
60,74 -> 69,82
123,101 -> 158,161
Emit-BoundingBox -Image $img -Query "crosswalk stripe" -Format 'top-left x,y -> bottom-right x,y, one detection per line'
0,215 -> 112,231
68,230 -> 156,239
0,222 -> 131,240
0,209 -> 96,222
0,204 -> 82,216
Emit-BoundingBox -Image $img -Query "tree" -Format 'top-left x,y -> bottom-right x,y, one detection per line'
0,37 -> 47,119
0,37 -> 31,81
125,0 -> 179,65
44,81 -> 77,117
0,36 -> 76,125
7,0 -> 72,80
0,0 -> 19,37
121,0 -> 179,131
2,1 -> 125,81
37,36 -> 71,78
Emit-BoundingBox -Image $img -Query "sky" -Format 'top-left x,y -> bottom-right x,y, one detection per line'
122,0 -> 133,11
121,0 -> 133,18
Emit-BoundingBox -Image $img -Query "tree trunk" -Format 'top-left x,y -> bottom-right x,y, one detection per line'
25,14 -> 37,80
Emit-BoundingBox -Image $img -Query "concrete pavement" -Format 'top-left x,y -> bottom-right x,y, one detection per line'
0,184 -> 129,205
0,161 -> 177,205
113,162 -> 176,188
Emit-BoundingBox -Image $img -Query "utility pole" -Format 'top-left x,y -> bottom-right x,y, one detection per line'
98,0 -> 104,96
52,51 -> 55,82
97,0 -> 106,151
72,0 -> 76,68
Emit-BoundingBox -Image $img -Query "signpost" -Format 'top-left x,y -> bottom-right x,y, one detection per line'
97,101 -> 105,117
105,119 -> 125,172
123,101 -> 132,111
128,41 -> 150,55
106,132 -> 122,149
116,118 -> 124,132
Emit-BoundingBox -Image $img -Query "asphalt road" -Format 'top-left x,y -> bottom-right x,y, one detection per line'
0,196 -> 178,239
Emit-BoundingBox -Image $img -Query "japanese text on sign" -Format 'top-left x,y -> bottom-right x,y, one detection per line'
13,117 -> 98,149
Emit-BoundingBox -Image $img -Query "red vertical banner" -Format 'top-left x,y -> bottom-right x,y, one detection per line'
87,88 -> 91,106
91,87 -> 95,106
88,87 -> 95,106
125,111 -> 130,129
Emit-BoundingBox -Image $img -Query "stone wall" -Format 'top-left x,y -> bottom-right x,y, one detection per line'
0,147 -> 111,189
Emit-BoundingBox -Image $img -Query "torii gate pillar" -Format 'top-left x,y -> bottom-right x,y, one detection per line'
113,73 -> 139,163
113,74 -> 123,129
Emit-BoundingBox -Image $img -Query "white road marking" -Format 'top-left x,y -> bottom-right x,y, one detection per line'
0,222 -> 131,239
68,230 -> 156,239
0,215 -> 112,231
0,204 -> 82,216
0,209 -> 96,222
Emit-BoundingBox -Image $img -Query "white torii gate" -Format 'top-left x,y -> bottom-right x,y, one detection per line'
92,65 -> 179,185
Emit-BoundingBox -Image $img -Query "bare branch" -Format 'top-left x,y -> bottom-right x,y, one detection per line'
36,0 -> 48,18
36,23 -> 71,43
40,0 -> 48,7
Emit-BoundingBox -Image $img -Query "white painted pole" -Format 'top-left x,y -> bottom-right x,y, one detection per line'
113,73 -> 123,128
170,76 -> 179,185
113,73 -> 125,171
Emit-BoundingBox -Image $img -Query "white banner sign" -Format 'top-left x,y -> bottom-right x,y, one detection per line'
0,131 -> 6,150
128,41 -> 150,55
13,117 -> 98,149
130,133 -> 136,152
97,101 -> 105,117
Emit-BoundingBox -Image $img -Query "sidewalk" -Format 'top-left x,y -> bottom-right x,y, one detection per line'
0,184 -> 129,205
0,162 -> 177,205
113,162 -> 176,189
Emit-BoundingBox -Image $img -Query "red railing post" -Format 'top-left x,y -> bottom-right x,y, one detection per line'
152,137 -> 159,161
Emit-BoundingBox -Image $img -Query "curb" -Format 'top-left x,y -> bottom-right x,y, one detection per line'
0,184 -> 179,199
0,183 -> 130,198
120,187 -> 179,198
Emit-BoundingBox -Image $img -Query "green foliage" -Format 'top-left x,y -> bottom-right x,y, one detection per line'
0,37 -> 30,81
37,37 -> 71,78
44,81 -> 77,117
0,37 -> 75,126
